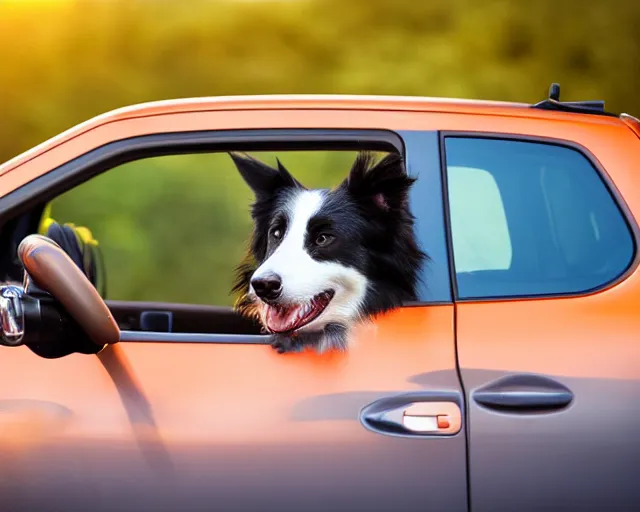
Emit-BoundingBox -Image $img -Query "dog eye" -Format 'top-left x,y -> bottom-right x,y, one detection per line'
270,227 -> 283,240
314,234 -> 334,247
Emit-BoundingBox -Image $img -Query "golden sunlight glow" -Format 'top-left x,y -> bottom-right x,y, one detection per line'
3,0 -> 74,4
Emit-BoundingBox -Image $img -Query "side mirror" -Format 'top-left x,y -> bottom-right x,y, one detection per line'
0,233 -> 118,358
0,285 -> 25,346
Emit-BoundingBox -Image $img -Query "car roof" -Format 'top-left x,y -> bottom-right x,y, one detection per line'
0,94 -> 626,174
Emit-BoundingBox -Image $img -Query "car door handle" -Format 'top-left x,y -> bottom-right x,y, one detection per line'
359,392 -> 463,438
472,374 -> 573,412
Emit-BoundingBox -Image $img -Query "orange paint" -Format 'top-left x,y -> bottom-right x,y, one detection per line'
0,305 -> 455,445
1,94 -> 639,509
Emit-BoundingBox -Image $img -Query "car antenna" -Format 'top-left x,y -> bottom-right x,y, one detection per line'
531,82 -> 615,117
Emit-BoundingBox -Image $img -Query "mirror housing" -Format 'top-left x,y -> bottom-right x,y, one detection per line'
0,285 -> 25,346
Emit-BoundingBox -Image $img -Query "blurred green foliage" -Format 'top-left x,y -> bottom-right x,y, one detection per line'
1,0 -> 639,305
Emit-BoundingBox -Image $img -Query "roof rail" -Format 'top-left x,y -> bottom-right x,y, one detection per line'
531,83 -> 617,117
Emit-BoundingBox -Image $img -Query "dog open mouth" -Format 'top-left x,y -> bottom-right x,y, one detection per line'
264,290 -> 335,334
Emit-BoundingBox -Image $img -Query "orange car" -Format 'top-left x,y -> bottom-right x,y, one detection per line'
0,84 -> 638,512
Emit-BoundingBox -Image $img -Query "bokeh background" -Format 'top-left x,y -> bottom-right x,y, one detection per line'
1,0 -> 639,306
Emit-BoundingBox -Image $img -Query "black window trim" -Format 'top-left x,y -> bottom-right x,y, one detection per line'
0,129 -> 404,220
438,130 -> 640,303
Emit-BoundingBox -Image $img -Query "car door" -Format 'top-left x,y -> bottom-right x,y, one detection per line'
0,110 -> 468,512
442,129 -> 640,511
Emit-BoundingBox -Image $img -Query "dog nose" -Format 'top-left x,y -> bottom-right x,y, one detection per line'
251,274 -> 283,301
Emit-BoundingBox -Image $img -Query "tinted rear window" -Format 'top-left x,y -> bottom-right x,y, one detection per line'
444,137 -> 635,299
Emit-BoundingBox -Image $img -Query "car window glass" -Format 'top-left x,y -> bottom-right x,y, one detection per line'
444,137 -> 635,299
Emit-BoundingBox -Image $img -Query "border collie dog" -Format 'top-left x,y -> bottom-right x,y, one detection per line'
230,150 -> 426,354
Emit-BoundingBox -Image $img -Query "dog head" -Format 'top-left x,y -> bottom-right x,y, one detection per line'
231,151 -> 426,338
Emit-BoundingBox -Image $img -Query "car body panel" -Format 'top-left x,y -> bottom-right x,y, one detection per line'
447,127 -> 640,510
0,110 -> 468,511
0,94 -> 624,178
0,307 -> 455,443
457,290 -> 640,510
0,307 -> 467,511
1,94 -> 639,510
0,104 -> 633,196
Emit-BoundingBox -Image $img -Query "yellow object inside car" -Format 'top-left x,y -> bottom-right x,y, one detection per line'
38,203 -> 99,247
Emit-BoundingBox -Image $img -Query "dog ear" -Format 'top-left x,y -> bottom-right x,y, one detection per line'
341,151 -> 415,212
229,152 -> 304,198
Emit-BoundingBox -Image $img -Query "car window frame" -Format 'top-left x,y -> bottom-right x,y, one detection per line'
0,128 -> 452,344
438,131 -> 640,303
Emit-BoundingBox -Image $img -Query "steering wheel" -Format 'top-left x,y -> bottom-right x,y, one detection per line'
13,233 -> 120,354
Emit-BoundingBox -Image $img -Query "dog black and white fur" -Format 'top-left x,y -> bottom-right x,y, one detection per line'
230,150 -> 426,354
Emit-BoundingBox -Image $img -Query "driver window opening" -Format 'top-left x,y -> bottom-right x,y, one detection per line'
40,147 -> 397,335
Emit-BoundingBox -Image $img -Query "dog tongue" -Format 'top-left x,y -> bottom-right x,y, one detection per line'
266,304 -> 306,333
